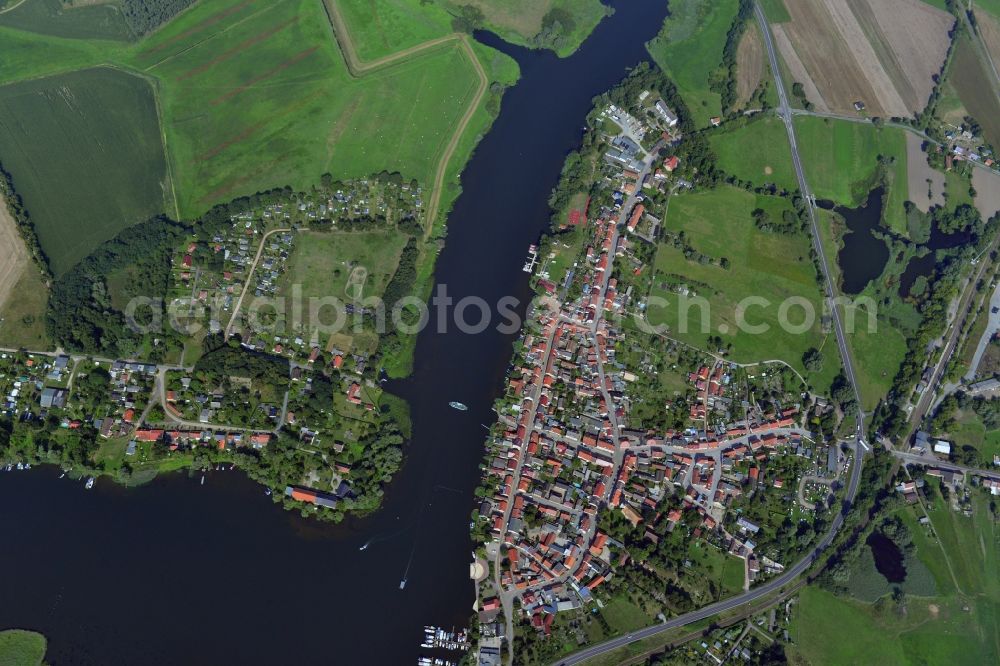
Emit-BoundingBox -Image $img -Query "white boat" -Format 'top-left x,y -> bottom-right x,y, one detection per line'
448,401 -> 467,411
399,578 -> 407,590
85,477 -> 95,490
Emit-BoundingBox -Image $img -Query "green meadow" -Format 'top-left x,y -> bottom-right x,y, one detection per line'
0,0 -> 508,276
646,0 -> 740,127
795,116 -> 909,234
645,186 -> 838,392
335,0 -> 453,60
0,66 -> 170,275
709,116 -> 797,191
790,494 -> 1000,665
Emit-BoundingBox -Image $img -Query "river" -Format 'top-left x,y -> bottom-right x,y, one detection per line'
0,2 -> 670,663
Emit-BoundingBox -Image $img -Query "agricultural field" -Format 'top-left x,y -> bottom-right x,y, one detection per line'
708,116 -> 796,191
735,22 -> 765,108
794,116 -> 908,233
645,186 -> 838,391
974,3 -> 1000,76
946,36 -> 1000,150
905,132 -> 945,212
770,0 -> 953,117
973,167 -> 1000,220
0,0 -> 511,279
0,66 -> 171,275
0,0 -> 134,41
646,0 -> 740,127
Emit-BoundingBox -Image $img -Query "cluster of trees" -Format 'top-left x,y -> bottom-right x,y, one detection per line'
873,210 -> 999,438
0,161 -> 50,280
46,215 -> 188,357
531,7 -> 578,52
120,0 -> 195,36
194,340 -> 290,390
790,81 -> 813,111
709,0 -> 754,114
751,206 -> 805,235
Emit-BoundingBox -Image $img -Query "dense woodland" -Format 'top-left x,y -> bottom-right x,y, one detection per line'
119,0 -> 195,36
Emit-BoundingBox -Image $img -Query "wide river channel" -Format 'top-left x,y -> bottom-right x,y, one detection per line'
0,2 -> 669,662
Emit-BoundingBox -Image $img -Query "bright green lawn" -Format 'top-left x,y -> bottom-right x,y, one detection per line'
946,410 -> 1000,461
646,186 -> 836,391
646,0 -> 739,127
709,116 -> 797,191
0,630 -> 46,666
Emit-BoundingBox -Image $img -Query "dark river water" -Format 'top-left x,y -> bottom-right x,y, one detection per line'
0,2 -> 669,663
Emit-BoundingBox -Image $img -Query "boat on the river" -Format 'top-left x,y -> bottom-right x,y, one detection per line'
85,477 -> 95,490
399,578 -> 407,590
448,401 -> 467,411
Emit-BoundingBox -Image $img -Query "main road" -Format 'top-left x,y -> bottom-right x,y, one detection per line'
554,4 -> 869,663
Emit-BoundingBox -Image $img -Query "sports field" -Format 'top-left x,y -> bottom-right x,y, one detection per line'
645,186 -> 837,391
0,66 -> 170,275
709,116 -> 796,191
646,0 -> 740,127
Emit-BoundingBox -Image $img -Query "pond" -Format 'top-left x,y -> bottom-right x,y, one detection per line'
821,186 -> 889,295
866,530 -> 907,584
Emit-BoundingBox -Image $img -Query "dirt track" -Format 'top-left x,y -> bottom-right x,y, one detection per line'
0,195 -> 29,313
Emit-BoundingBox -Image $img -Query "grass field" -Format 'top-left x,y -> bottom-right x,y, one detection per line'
278,229 -> 409,354
335,0 -> 452,60
0,66 -> 170,275
759,0 -> 791,23
645,186 -> 837,391
787,480 -> 998,666
0,0 -> 133,41
709,116 -> 796,191
795,116 -> 908,233
0,0 -> 502,214
646,0 -> 740,127
948,35 -> 1000,150
280,229 -> 409,302
0,630 -> 46,666
0,263 -> 49,348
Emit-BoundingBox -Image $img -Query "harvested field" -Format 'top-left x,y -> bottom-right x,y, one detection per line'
773,0 -> 953,117
735,23 -> 765,107
772,24 -> 829,112
973,167 -> 1000,221
0,194 -> 28,312
906,132 -> 945,212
